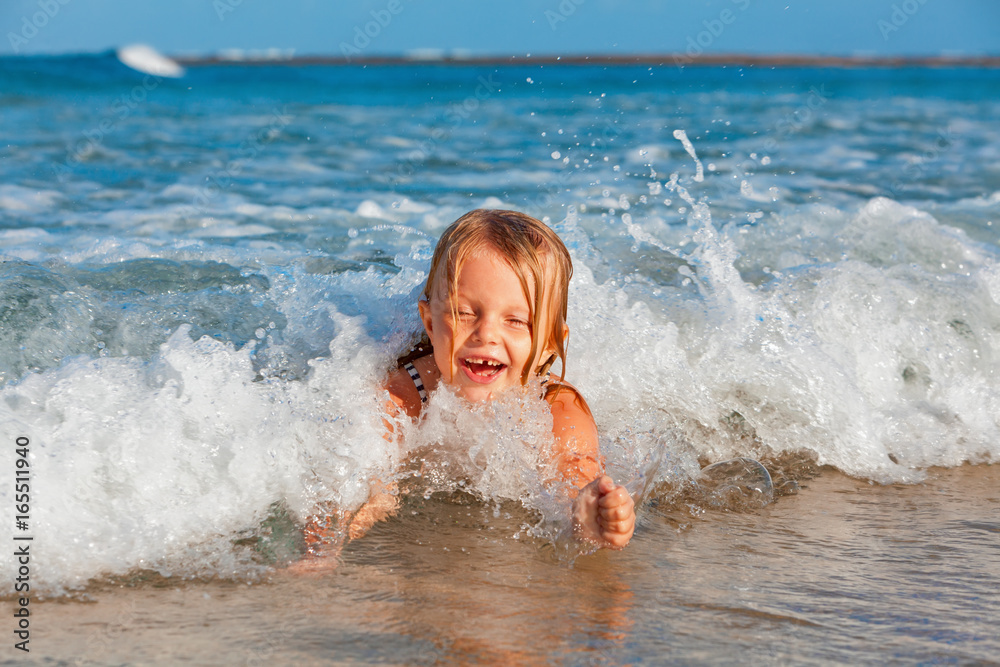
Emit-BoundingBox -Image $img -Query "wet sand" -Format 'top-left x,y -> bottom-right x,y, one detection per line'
7,464 -> 999,666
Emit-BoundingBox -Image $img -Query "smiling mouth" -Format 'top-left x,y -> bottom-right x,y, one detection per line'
462,357 -> 507,379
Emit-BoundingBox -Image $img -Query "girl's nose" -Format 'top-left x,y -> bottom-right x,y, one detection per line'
472,316 -> 501,344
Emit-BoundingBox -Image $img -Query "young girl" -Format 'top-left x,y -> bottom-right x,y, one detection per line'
297,209 -> 635,568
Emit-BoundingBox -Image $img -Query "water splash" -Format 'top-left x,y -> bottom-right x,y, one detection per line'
672,129 -> 705,182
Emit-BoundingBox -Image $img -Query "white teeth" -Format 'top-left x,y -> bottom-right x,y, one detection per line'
467,358 -> 502,366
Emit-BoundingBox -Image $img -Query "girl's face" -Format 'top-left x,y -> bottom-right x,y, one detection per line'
419,249 -> 546,402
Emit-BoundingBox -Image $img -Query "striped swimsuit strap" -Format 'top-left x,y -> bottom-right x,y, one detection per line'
540,372 -> 555,399
403,361 -> 428,403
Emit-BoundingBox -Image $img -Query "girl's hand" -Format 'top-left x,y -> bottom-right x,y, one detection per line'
572,475 -> 635,549
289,481 -> 399,574
288,509 -> 349,575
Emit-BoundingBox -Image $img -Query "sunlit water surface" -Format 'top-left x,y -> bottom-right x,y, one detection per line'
1,54 -> 999,663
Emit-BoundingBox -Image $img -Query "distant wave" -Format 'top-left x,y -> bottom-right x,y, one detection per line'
115,44 -> 184,78
0,48 -> 187,90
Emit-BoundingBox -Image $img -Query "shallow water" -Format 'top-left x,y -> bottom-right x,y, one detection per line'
9,465 -> 998,665
2,52 -> 1000,662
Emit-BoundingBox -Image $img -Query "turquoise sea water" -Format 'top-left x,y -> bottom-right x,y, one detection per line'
1,52 -> 999,663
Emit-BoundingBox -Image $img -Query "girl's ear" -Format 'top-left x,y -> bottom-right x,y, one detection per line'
537,325 -> 569,376
541,324 -> 569,359
418,299 -> 433,337
537,353 -> 556,377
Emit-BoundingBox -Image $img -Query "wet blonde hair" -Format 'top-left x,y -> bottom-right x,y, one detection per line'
422,209 -> 573,384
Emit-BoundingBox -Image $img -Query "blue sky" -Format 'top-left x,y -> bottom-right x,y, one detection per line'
3,0 -> 1000,57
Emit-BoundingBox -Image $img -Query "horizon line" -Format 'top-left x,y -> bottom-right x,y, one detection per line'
168,52 -> 1000,68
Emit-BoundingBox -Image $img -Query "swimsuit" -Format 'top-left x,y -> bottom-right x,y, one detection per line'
403,361 -> 428,403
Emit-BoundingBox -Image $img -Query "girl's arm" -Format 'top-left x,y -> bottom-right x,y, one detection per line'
327,371 -> 417,539
291,369 -> 416,573
547,384 -> 635,549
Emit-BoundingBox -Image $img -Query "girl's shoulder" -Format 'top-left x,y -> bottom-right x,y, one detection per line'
544,378 -> 598,438
543,377 -> 590,409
